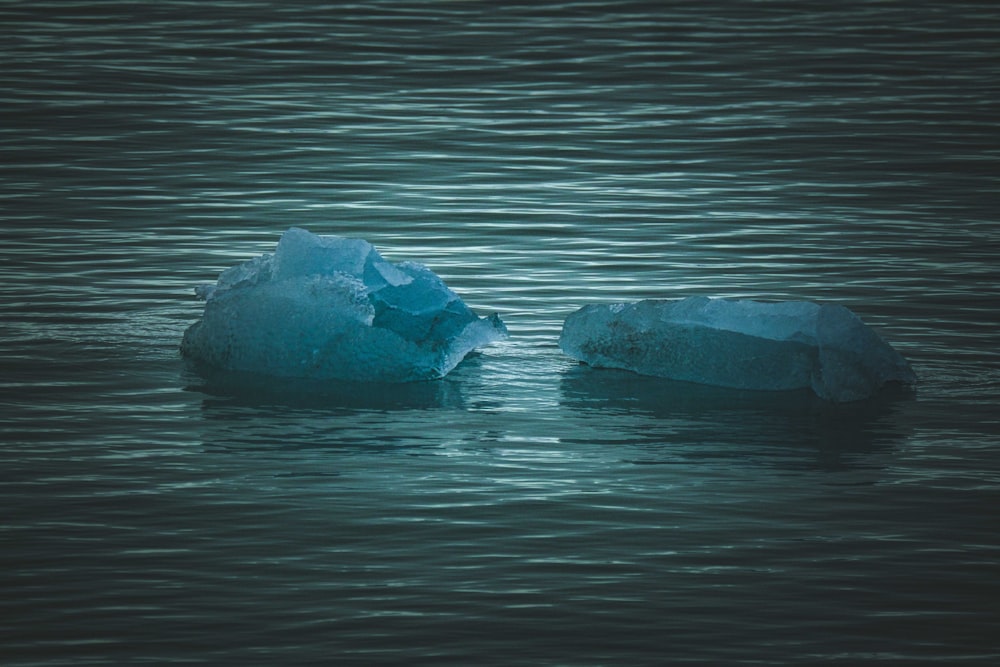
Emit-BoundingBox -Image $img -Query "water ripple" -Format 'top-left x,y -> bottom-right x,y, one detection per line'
2,1 -> 1000,665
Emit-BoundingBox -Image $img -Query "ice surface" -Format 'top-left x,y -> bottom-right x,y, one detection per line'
559,296 -> 916,402
181,227 -> 507,382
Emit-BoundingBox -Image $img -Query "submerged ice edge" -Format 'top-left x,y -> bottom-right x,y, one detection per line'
559,296 -> 916,403
181,227 -> 507,382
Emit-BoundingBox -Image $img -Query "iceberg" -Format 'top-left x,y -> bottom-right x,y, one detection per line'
559,296 -> 916,402
181,227 -> 507,382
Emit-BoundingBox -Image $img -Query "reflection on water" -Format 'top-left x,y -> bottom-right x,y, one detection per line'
184,362 -> 467,412
560,365 -> 915,471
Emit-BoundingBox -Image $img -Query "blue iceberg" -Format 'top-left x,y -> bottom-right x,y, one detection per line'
181,227 -> 507,382
559,296 -> 916,402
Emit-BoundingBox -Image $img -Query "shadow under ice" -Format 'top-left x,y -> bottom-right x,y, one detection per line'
559,365 -> 915,470
181,361 -> 466,412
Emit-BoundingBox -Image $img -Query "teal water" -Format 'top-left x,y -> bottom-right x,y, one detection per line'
2,2 -> 999,664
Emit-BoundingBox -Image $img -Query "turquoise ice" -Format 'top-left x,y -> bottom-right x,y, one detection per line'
181,227 -> 507,382
559,296 -> 916,402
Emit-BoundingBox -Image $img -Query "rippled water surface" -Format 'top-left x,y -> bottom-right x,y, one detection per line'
2,2 -> 999,664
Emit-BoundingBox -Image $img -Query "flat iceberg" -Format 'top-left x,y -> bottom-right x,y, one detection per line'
181,227 -> 507,382
559,296 -> 916,402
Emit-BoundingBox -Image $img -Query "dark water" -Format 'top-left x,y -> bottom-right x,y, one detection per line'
2,1 -> 999,664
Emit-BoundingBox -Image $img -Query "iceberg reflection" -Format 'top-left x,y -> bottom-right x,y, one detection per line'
559,365 -> 914,469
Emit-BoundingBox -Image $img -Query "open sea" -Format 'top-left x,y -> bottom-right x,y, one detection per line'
2,1 -> 999,664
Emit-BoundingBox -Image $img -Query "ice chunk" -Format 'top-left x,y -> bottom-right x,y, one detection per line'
559,296 -> 916,402
181,227 -> 507,382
